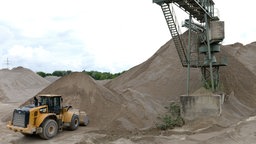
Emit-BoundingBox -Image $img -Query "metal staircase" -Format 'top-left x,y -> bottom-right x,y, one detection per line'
160,3 -> 188,67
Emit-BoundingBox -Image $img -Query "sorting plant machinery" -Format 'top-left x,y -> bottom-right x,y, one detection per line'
153,0 -> 226,92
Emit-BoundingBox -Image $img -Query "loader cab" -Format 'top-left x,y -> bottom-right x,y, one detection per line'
39,94 -> 62,115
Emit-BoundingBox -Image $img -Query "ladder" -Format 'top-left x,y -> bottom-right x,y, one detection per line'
160,3 -> 188,67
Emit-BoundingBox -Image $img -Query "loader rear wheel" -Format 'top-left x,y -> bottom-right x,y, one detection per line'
69,114 -> 79,131
39,119 -> 58,140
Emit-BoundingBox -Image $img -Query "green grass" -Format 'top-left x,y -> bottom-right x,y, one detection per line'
157,102 -> 184,130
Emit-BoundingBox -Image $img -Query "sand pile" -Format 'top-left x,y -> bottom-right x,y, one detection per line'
105,38 -> 201,104
44,76 -> 60,83
224,42 -> 256,75
34,72 -> 165,130
217,44 -> 256,125
37,73 -> 124,129
0,67 -> 50,103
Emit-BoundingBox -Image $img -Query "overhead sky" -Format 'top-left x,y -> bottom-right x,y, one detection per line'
0,0 -> 255,73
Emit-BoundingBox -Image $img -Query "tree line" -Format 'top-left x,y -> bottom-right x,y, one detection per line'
36,70 -> 125,80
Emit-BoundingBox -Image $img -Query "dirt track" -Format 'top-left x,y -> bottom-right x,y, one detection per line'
2,106 -> 256,144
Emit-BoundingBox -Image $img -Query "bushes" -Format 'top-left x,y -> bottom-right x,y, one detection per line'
157,102 -> 184,130
36,71 -> 52,78
37,70 -> 126,80
84,71 -> 124,80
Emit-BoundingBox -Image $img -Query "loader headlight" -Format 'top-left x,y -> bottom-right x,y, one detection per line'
39,108 -> 47,113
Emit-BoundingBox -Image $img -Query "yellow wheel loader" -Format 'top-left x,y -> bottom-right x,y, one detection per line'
7,94 -> 89,139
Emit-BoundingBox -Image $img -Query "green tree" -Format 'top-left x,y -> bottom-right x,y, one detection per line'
52,71 -> 65,77
37,70 -> 125,80
67,70 -> 72,75
37,71 -> 46,77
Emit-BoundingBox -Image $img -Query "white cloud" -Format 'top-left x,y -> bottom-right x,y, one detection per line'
0,25 -> 14,43
4,45 -> 52,69
215,0 -> 256,44
0,0 -> 255,73
4,44 -> 95,72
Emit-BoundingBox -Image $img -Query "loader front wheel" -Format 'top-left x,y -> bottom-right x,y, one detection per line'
69,114 -> 79,131
39,119 -> 58,140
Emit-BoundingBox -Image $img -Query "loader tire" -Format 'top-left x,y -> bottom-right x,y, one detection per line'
39,119 -> 58,140
69,114 -> 79,131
